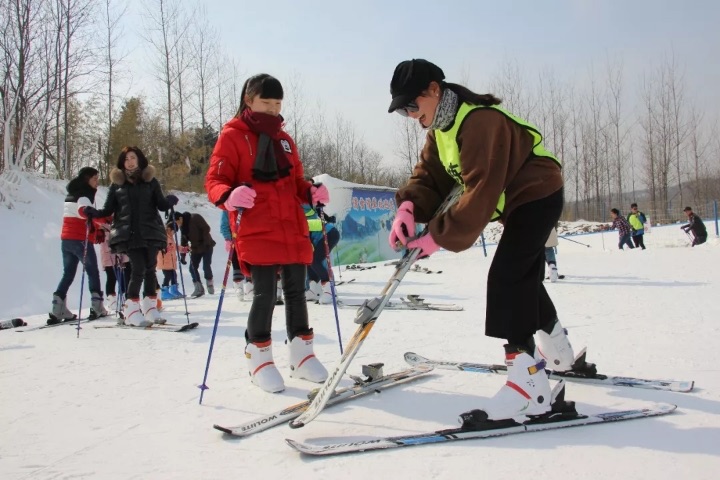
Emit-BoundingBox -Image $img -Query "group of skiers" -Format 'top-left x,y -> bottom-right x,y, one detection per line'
48,59 -> 710,423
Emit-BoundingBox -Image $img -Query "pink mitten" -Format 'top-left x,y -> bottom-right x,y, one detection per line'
407,233 -> 441,258
310,184 -> 330,205
225,239 -> 233,252
388,201 -> 415,249
224,185 -> 256,210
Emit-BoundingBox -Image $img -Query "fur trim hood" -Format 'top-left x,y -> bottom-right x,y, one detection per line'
109,165 -> 157,185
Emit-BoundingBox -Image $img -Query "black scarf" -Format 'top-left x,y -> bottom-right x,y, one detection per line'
241,109 -> 293,181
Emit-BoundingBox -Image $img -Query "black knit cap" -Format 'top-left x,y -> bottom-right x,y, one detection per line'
388,59 -> 445,113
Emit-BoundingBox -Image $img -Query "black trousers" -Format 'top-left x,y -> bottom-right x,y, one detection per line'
632,234 -> 646,249
126,247 -> 160,299
246,264 -> 312,343
486,188 -> 564,345
231,250 -> 245,282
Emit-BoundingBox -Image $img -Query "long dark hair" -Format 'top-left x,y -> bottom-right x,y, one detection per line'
443,82 -> 502,107
236,74 -> 284,116
117,146 -> 149,170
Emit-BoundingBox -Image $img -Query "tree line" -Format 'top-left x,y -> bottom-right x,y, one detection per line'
2,0 -> 718,223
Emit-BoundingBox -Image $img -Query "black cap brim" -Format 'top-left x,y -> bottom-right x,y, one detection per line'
388,93 -> 416,113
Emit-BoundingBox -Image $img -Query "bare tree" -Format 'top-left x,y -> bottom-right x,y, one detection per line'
489,57 -> 536,119
393,116 -> 425,175
605,55 -> 631,205
187,3 -> 218,157
0,0 -> 58,173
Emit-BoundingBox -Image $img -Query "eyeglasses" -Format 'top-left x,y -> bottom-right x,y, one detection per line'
395,102 -> 419,117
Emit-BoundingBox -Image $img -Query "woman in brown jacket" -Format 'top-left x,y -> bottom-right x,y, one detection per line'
387,59 -> 595,421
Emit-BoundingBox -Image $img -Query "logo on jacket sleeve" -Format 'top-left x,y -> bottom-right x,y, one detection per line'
280,139 -> 292,153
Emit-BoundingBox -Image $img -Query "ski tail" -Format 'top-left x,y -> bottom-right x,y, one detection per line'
288,185 -> 464,429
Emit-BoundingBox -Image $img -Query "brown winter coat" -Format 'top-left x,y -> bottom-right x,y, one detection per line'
396,108 -> 563,252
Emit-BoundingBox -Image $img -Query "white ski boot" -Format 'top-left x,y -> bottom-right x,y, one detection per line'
124,298 -> 151,327
106,294 -> 118,312
90,292 -> 110,319
49,294 -> 76,324
242,281 -> 254,301
233,281 -> 244,301
288,333 -> 328,383
549,265 -> 559,283
245,340 -> 285,393
305,281 -> 322,302
141,296 -> 165,325
478,345 -> 552,420
535,318 -> 575,371
318,282 -> 333,305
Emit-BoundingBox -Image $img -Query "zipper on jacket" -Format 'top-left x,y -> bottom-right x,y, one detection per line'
244,135 -> 253,156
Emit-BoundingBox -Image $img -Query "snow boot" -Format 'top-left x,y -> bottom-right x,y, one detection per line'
478,344 -> 552,420
141,296 -> 165,325
242,280 -> 254,301
288,332 -> 328,383
233,281 -> 244,301
106,294 -> 118,312
190,281 -> 205,298
245,340 -> 285,393
160,286 -> 174,301
549,265 -> 559,283
206,278 -> 215,295
318,282 -> 333,305
49,294 -> 76,324
89,292 -> 109,319
123,298 -> 151,327
169,284 -> 185,299
535,318 -> 575,372
305,280 -> 322,302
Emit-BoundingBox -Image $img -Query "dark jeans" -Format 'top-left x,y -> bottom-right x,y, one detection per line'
55,239 -> 101,299
692,234 -> 707,247
161,269 -> 177,286
619,233 -> 634,250
126,247 -> 160,299
486,188 -> 563,346
104,263 -> 131,295
308,229 -> 340,283
632,234 -> 646,250
246,264 -> 311,343
189,248 -> 214,283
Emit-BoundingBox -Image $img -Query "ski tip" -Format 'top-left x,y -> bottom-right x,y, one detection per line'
404,352 -> 430,365
213,424 -> 232,434
677,381 -> 695,393
288,420 -> 305,429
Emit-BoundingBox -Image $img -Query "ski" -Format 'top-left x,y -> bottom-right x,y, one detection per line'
335,278 -> 356,286
337,295 -> 463,311
411,265 -> 443,274
404,351 -> 694,393
288,185 -> 464,429
94,322 -> 199,333
346,265 -> 377,271
0,318 -> 27,330
17,316 -> 99,332
286,402 -> 677,456
214,365 -> 433,438
545,274 -> 566,280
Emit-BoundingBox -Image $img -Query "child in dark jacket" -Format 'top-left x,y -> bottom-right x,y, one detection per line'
610,208 -> 635,250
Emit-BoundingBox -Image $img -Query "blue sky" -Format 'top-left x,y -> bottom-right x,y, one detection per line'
124,0 -> 720,167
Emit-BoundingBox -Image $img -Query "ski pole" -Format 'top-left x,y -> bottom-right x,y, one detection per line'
316,204 -> 343,355
480,232 -> 487,257
169,208 -> 190,323
559,235 -> 591,248
114,258 -> 124,318
335,248 -> 342,281
76,220 -> 91,338
198,208 -> 243,405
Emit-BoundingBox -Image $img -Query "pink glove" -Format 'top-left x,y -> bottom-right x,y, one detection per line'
225,239 -> 233,252
407,233 -> 441,258
310,184 -> 330,205
179,245 -> 190,254
224,185 -> 256,210
388,201 -> 415,249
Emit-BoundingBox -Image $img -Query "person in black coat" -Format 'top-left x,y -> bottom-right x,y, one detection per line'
681,206 -> 708,247
84,146 -> 178,326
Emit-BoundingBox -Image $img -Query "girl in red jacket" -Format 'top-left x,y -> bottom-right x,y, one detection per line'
205,74 -> 328,393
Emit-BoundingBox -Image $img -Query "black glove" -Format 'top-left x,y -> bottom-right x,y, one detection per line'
166,194 -> 179,206
83,206 -> 100,219
325,215 -> 337,224
180,253 -> 187,265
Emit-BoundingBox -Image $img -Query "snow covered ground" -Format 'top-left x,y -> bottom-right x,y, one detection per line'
1,170 -> 719,479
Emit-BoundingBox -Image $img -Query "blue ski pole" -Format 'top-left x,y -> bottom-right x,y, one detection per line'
316,204 -> 343,354
76,220 -> 91,338
198,208 -> 243,404
169,208 -> 190,324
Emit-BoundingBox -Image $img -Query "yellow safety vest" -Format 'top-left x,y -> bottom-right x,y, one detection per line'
434,103 -> 561,221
